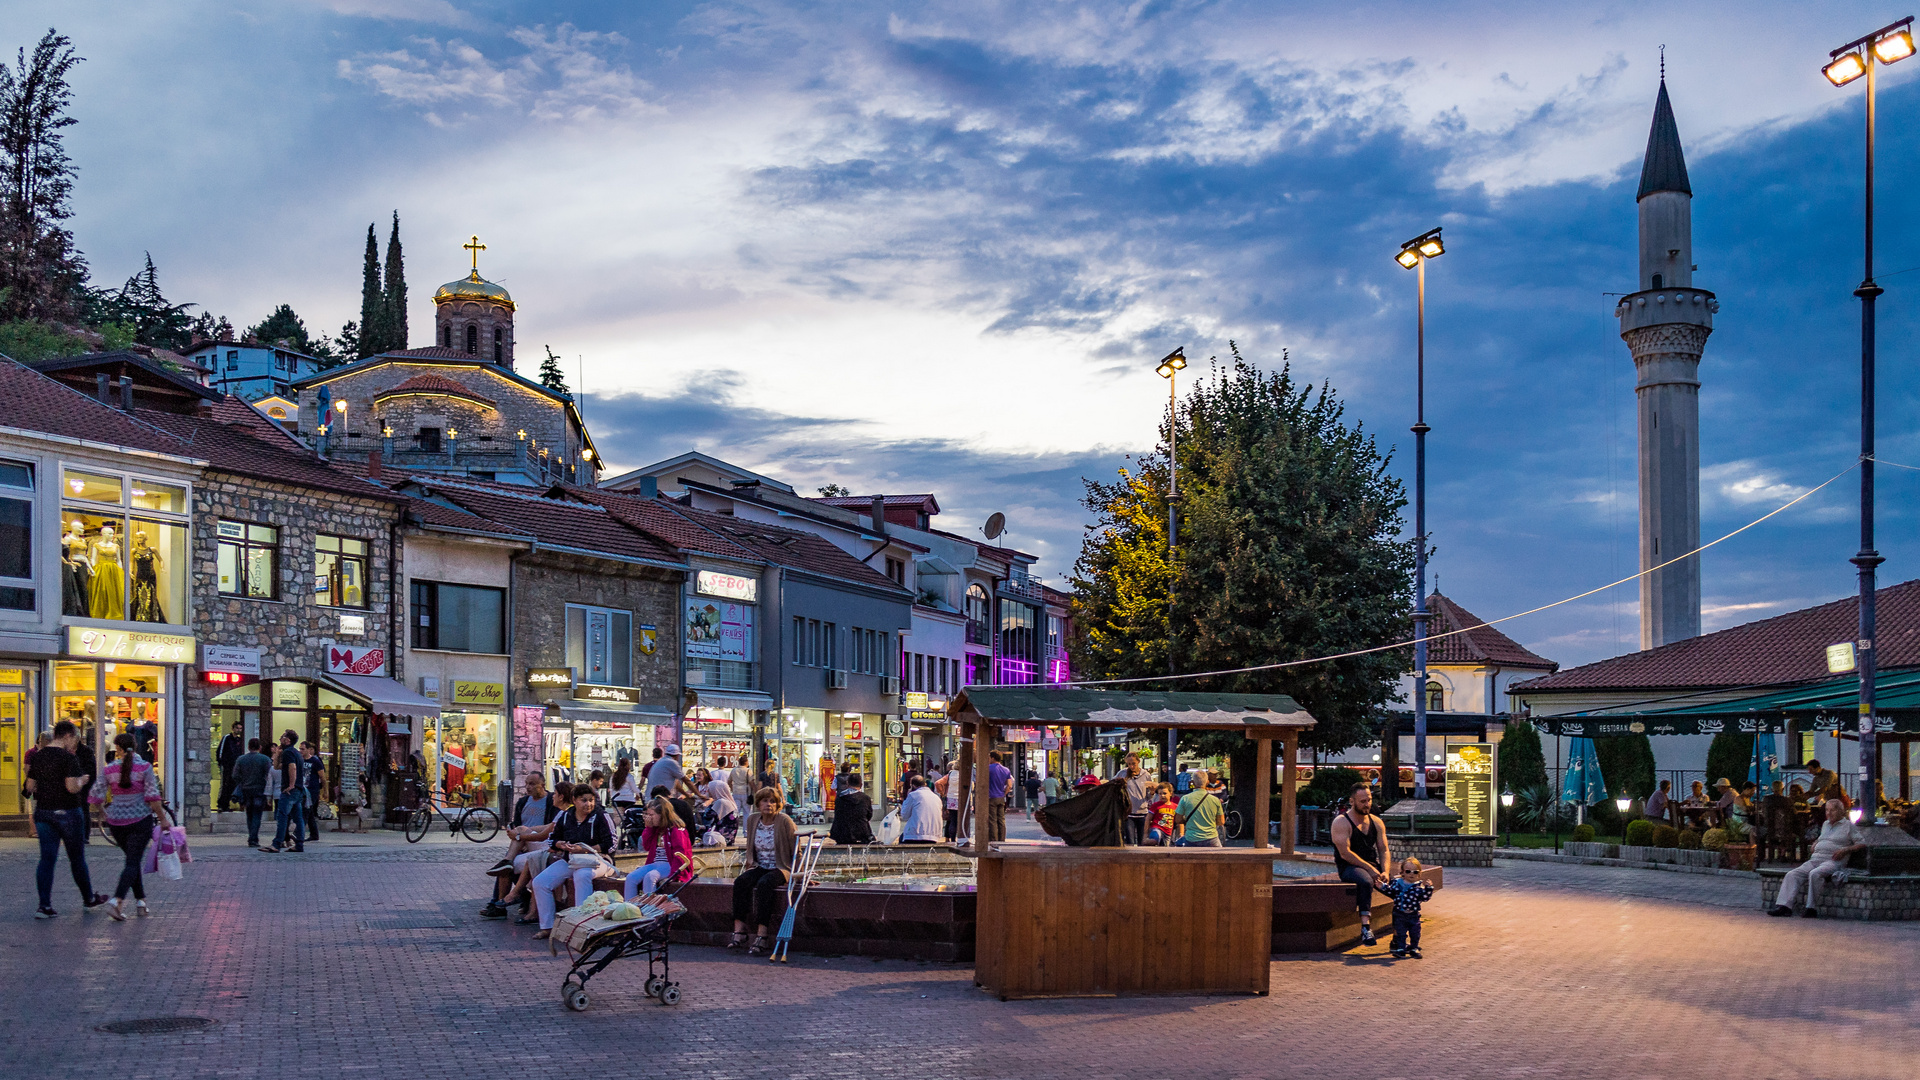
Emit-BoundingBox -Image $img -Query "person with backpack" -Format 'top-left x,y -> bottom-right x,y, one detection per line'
89,732 -> 165,920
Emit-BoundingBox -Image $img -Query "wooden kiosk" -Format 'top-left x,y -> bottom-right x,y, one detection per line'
949,687 -> 1314,999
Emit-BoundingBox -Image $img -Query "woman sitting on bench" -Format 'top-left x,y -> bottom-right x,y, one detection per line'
531,785 -> 615,939
623,795 -> 695,900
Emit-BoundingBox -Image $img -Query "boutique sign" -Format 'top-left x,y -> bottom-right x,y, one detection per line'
572,683 -> 641,705
66,627 -> 196,663
695,570 -> 757,603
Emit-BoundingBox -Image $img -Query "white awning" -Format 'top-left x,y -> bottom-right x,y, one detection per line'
557,702 -> 673,727
324,674 -> 442,717
686,689 -> 773,713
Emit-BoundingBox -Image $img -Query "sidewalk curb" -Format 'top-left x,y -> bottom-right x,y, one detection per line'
1496,849 -> 1758,879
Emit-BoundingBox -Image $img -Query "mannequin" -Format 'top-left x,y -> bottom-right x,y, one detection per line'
61,521 -> 92,617
128,530 -> 165,622
88,524 -> 125,620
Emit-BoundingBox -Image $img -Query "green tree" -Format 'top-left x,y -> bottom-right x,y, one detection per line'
109,253 -> 195,350
1497,716 -> 1548,793
1594,734 -> 1657,799
1071,346 -> 1415,756
382,211 -> 406,349
817,483 -> 852,497
1705,730 -> 1754,790
246,304 -> 309,352
0,30 -> 87,322
357,222 -> 385,357
538,344 -> 570,394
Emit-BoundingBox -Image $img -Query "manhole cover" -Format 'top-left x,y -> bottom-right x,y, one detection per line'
97,1017 -> 217,1035
361,916 -> 458,930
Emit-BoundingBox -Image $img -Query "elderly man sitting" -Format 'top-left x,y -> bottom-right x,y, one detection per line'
1767,798 -> 1869,918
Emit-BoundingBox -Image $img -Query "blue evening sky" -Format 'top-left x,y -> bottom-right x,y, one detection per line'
7,1 -> 1917,668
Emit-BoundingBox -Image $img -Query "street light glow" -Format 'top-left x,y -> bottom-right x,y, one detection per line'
1825,51 -> 1867,85
1418,238 -> 1444,258
1873,28 -> 1916,64
1396,227 -> 1444,269
1394,248 -> 1421,269
1155,347 -> 1186,379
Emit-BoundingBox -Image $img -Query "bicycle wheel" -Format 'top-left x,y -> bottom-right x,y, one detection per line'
405,805 -> 432,843
460,807 -> 500,843
1223,808 -> 1246,841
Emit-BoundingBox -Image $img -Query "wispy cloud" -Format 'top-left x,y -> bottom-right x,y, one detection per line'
338,23 -> 651,124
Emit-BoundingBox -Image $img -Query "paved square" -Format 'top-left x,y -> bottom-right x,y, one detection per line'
2,839 -> 1916,1080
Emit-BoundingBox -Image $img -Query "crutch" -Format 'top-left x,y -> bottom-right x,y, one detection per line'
769,837 -> 825,962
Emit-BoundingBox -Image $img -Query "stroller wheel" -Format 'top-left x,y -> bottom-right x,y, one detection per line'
564,983 -> 590,1012
659,984 -> 681,1006
644,974 -> 665,998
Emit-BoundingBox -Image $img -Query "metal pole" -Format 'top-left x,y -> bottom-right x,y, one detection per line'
1166,367 -> 1179,782
1855,51 -> 1883,817
1412,256 -> 1431,800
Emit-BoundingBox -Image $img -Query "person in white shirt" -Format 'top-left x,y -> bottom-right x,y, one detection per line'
900,775 -> 944,844
1768,798 -> 1869,918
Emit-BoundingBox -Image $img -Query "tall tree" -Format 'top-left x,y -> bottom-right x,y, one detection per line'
357,222 -> 384,358
1071,347 -> 1415,755
538,344 -> 570,394
0,29 -> 86,322
382,211 -> 406,350
1594,734 -> 1657,800
246,304 -> 309,352
111,252 -> 196,350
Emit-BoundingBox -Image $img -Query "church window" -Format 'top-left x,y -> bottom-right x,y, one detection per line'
1425,681 -> 1444,712
441,325 -> 451,348
493,326 -> 502,364
465,324 -> 478,354
1651,273 -> 1662,289
418,427 -> 442,453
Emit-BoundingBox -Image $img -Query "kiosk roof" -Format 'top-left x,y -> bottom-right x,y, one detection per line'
948,687 -> 1316,731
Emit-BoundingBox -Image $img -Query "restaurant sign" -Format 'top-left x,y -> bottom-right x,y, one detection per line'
452,681 -> 505,707
1542,715 -> 1791,737
66,626 -> 196,663
573,683 -> 642,705
903,691 -> 929,710
527,667 -> 574,689
1443,743 -> 1496,837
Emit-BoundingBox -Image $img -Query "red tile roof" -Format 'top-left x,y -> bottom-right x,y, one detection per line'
1512,578 -> 1920,695
135,399 -> 401,503
1427,593 -> 1557,670
812,493 -> 941,511
0,359 -> 190,455
373,371 -> 497,408
405,477 -> 684,567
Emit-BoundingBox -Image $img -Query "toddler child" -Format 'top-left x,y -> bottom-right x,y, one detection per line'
1380,857 -> 1434,958
1146,784 -> 1178,846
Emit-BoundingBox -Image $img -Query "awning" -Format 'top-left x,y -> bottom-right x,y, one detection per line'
324,674 -> 442,717
949,687 -> 1316,732
1537,668 -> 1920,736
556,702 -> 673,727
685,689 -> 773,713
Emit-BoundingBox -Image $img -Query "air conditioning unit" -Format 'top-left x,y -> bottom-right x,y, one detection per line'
879,676 -> 900,696
825,668 -> 848,690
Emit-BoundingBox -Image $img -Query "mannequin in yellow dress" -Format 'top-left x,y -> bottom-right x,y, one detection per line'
89,525 -> 125,620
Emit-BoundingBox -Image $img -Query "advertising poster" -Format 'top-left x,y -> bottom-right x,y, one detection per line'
685,599 -> 754,661
511,705 -> 546,792
1444,742 -> 1496,836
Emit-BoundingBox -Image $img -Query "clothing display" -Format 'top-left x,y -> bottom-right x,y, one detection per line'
62,556 -> 91,616
88,534 -> 125,620
129,543 -> 165,622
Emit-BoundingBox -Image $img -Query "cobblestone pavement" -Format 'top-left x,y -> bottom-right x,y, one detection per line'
2,844 -> 1916,1080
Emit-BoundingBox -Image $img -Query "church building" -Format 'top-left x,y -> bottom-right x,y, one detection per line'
290,238 -> 600,486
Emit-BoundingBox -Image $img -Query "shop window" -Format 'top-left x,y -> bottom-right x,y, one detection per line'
411,580 -> 505,653
61,468 -> 190,624
566,604 -> 632,685
315,534 -> 369,608
0,461 -> 33,611
62,468 -> 121,504
217,520 -> 278,599
129,479 -> 185,513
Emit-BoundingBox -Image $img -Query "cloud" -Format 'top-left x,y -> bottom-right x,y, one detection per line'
305,0 -> 476,28
338,23 -> 651,123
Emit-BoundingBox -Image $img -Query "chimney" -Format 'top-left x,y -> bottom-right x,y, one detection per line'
870,493 -> 887,536
96,374 -> 111,403
639,476 -> 658,498
367,446 -> 383,482
119,375 -> 134,411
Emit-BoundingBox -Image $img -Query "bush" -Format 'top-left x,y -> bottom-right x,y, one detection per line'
1678,828 -> 1703,850
1705,731 -> 1755,795
1701,828 -> 1729,851
1724,816 -> 1749,843
1589,798 -> 1625,836
1511,784 -> 1572,832
1571,823 -> 1596,843
1652,824 -> 1680,848
1498,718 -> 1548,793
1624,819 -> 1656,847
1303,766 -> 1369,807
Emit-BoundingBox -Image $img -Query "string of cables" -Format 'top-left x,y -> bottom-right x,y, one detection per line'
1063,456 -> 1893,688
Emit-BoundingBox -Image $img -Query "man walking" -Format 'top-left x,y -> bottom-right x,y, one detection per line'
232,738 -> 273,848
216,720 -> 244,812
265,731 -> 306,853
1118,753 -> 1152,844
301,741 -> 326,843
1768,798 -> 1869,918
26,721 -> 109,918
987,752 -> 1013,842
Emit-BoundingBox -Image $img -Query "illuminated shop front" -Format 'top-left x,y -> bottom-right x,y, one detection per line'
53,626 -> 194,807
768,707 -> 882,811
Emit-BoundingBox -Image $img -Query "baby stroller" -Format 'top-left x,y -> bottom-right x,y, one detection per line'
551,877 -> 692,1012
619,806 -> 649,852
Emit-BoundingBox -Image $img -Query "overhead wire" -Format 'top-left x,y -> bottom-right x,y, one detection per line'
1066,458 -> 1864,687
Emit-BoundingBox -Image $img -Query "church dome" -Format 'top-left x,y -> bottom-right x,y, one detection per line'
433,269 -> 515,309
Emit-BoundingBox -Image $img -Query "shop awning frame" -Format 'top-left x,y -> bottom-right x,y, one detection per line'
556,702 -> 674,726
684,689 -> 774,713
1537,667 -> 1920,736
323,674 -> 442,717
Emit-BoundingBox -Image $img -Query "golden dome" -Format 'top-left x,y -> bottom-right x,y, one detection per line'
433,269 -> 515,309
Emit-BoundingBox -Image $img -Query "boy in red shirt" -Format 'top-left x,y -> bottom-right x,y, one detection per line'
1146,784 -> 1179,846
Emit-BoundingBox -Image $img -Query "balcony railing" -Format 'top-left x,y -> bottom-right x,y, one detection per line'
997,576 -> 1044,602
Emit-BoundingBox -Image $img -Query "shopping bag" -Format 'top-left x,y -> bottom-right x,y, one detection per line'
166,825 -> 191,864
157,848 -> 184,881
143,830 -> 161,875
877,810 -> 902,845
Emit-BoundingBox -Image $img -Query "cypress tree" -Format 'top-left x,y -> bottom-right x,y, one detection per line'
538,345 -> 570,394
382,210 -> 406,350
357,223 -> 383,358
1705,730 -> 1754,791
1497,717 -> 1548,793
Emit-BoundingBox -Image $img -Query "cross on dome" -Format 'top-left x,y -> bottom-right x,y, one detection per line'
464,234 -> 486,272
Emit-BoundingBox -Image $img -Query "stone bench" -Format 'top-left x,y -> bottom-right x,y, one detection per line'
1757,867 -> 1920,921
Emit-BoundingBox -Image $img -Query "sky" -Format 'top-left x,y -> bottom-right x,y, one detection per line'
7,1 -> 1919,669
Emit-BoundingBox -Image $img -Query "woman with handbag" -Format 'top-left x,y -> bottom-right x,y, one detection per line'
729,788 -> 797,955
622,795 -> 694,901
88,732 -> 164,921
530,785 -> 615,940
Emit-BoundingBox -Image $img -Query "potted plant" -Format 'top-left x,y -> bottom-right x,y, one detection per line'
1720,817 -> 1755,870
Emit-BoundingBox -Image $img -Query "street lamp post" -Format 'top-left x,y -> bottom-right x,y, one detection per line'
1500,788 -> 1514,848
1824,17 -> 1913,817
1156,347 -> 1188,782
1395,228 -> 1445,799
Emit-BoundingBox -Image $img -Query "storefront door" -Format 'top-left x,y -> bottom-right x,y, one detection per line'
55,660 -> 172,797
0,670 -> 32,817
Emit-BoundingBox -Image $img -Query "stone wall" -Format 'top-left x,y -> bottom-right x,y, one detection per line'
299,361 -> 584,474
1759,870 -> 1920,920
1387,833 -> 1495,869
512,552 -> 684,717
183,472 -> 401,825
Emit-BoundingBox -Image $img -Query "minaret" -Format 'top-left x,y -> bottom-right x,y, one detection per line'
1617,76 -> 1717,649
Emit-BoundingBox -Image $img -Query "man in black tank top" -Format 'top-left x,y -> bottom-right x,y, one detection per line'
1330,783 -> 1392,946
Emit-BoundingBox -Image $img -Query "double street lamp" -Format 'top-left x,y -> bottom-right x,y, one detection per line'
1395,227 -> 1444,799
1824,16 -> 1913,816
1157,346 -> 1187,781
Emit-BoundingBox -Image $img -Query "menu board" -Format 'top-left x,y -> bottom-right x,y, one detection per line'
1444,743 -> 1496,836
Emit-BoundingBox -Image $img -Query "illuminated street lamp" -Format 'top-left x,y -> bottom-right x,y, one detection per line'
1500,788 -> 1514,847
1395,226 -> 1445,799
1824,16 -> 1913,814
1156,346 -> 1187,779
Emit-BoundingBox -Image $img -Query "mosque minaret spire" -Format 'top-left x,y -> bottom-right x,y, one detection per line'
1617,70 -> 1717,649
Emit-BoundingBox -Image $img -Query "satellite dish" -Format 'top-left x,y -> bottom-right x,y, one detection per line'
983,512 -> 1006,540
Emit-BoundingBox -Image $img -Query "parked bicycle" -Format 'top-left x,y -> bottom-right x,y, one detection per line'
396,782 -> 500,843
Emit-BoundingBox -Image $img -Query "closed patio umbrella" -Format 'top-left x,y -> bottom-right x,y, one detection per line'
1748,733 -> 1781,790
1561,737 -> 1608,822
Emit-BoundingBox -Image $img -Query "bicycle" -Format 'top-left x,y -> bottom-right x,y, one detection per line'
398,783 -> 500,843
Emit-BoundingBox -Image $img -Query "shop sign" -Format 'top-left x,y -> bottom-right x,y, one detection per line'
884,719 -> 906,738
1001,726 -> 1042,743
685,600 -> 752,661
338,614 -> 366,637
453,681 -> 505,707
695,569 -> 758,603
511,705 -> 546,793
903,691 -> 929,710
202,646 -> 261,676
325,643 -> 386,677
0,667 -> 24,684
907,709 -> 947,721
526,667 -> 574,689
66,626 -> 195,663
1041,733 -> 1061,750
273,681 -> 307,708
1444,743 -> 1496,837
573,683 -> 641,705
638,625 -> 658,655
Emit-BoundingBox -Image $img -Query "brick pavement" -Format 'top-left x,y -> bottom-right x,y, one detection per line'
2,843 -> 1916,1080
